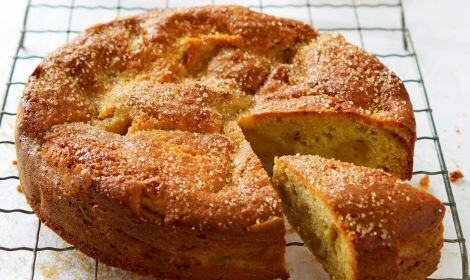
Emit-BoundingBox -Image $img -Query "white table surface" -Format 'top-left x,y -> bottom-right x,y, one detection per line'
0,0 -> 468,279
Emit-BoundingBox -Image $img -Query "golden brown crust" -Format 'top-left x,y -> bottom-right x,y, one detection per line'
36,122 -> 284,231
16,5 -> 415,279
275,155 -> 444,279
255,34 -> 415,139
242,33 -> 415,179
17,133 -> 287,280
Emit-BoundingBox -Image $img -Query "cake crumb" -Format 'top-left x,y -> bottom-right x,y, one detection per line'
287,226 -> 297,234
419,175 -> 430,190
450,170 -> 464,183
12,160 -> 17,165
455,128 -> 461,134
17,184 -> 23,193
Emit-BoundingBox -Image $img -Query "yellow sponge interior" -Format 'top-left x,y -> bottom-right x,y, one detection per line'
273,162 -> 355,280
239,113 -> 410,179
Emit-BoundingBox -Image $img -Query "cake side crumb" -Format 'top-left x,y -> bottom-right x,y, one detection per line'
419,175 -> 430,190
450,170 -> 464,183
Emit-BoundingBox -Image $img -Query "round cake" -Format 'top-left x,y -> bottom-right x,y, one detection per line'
16,5 -> 415,279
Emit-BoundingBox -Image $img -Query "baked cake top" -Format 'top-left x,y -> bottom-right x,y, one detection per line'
17,5 -> 414,233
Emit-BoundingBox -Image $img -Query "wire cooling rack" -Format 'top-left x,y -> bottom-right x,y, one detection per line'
0,0 -> 468,279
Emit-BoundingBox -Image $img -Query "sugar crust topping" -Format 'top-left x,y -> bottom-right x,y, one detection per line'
18,6 -> 414,232
279,154 -> 444,246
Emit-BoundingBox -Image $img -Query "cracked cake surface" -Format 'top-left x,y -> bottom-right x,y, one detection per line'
16,5 -> 415,279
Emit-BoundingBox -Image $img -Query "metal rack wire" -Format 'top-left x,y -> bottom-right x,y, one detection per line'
0,0 -> 468,279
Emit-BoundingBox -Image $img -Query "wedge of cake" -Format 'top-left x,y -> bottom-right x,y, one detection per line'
272,154 -> 444,280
